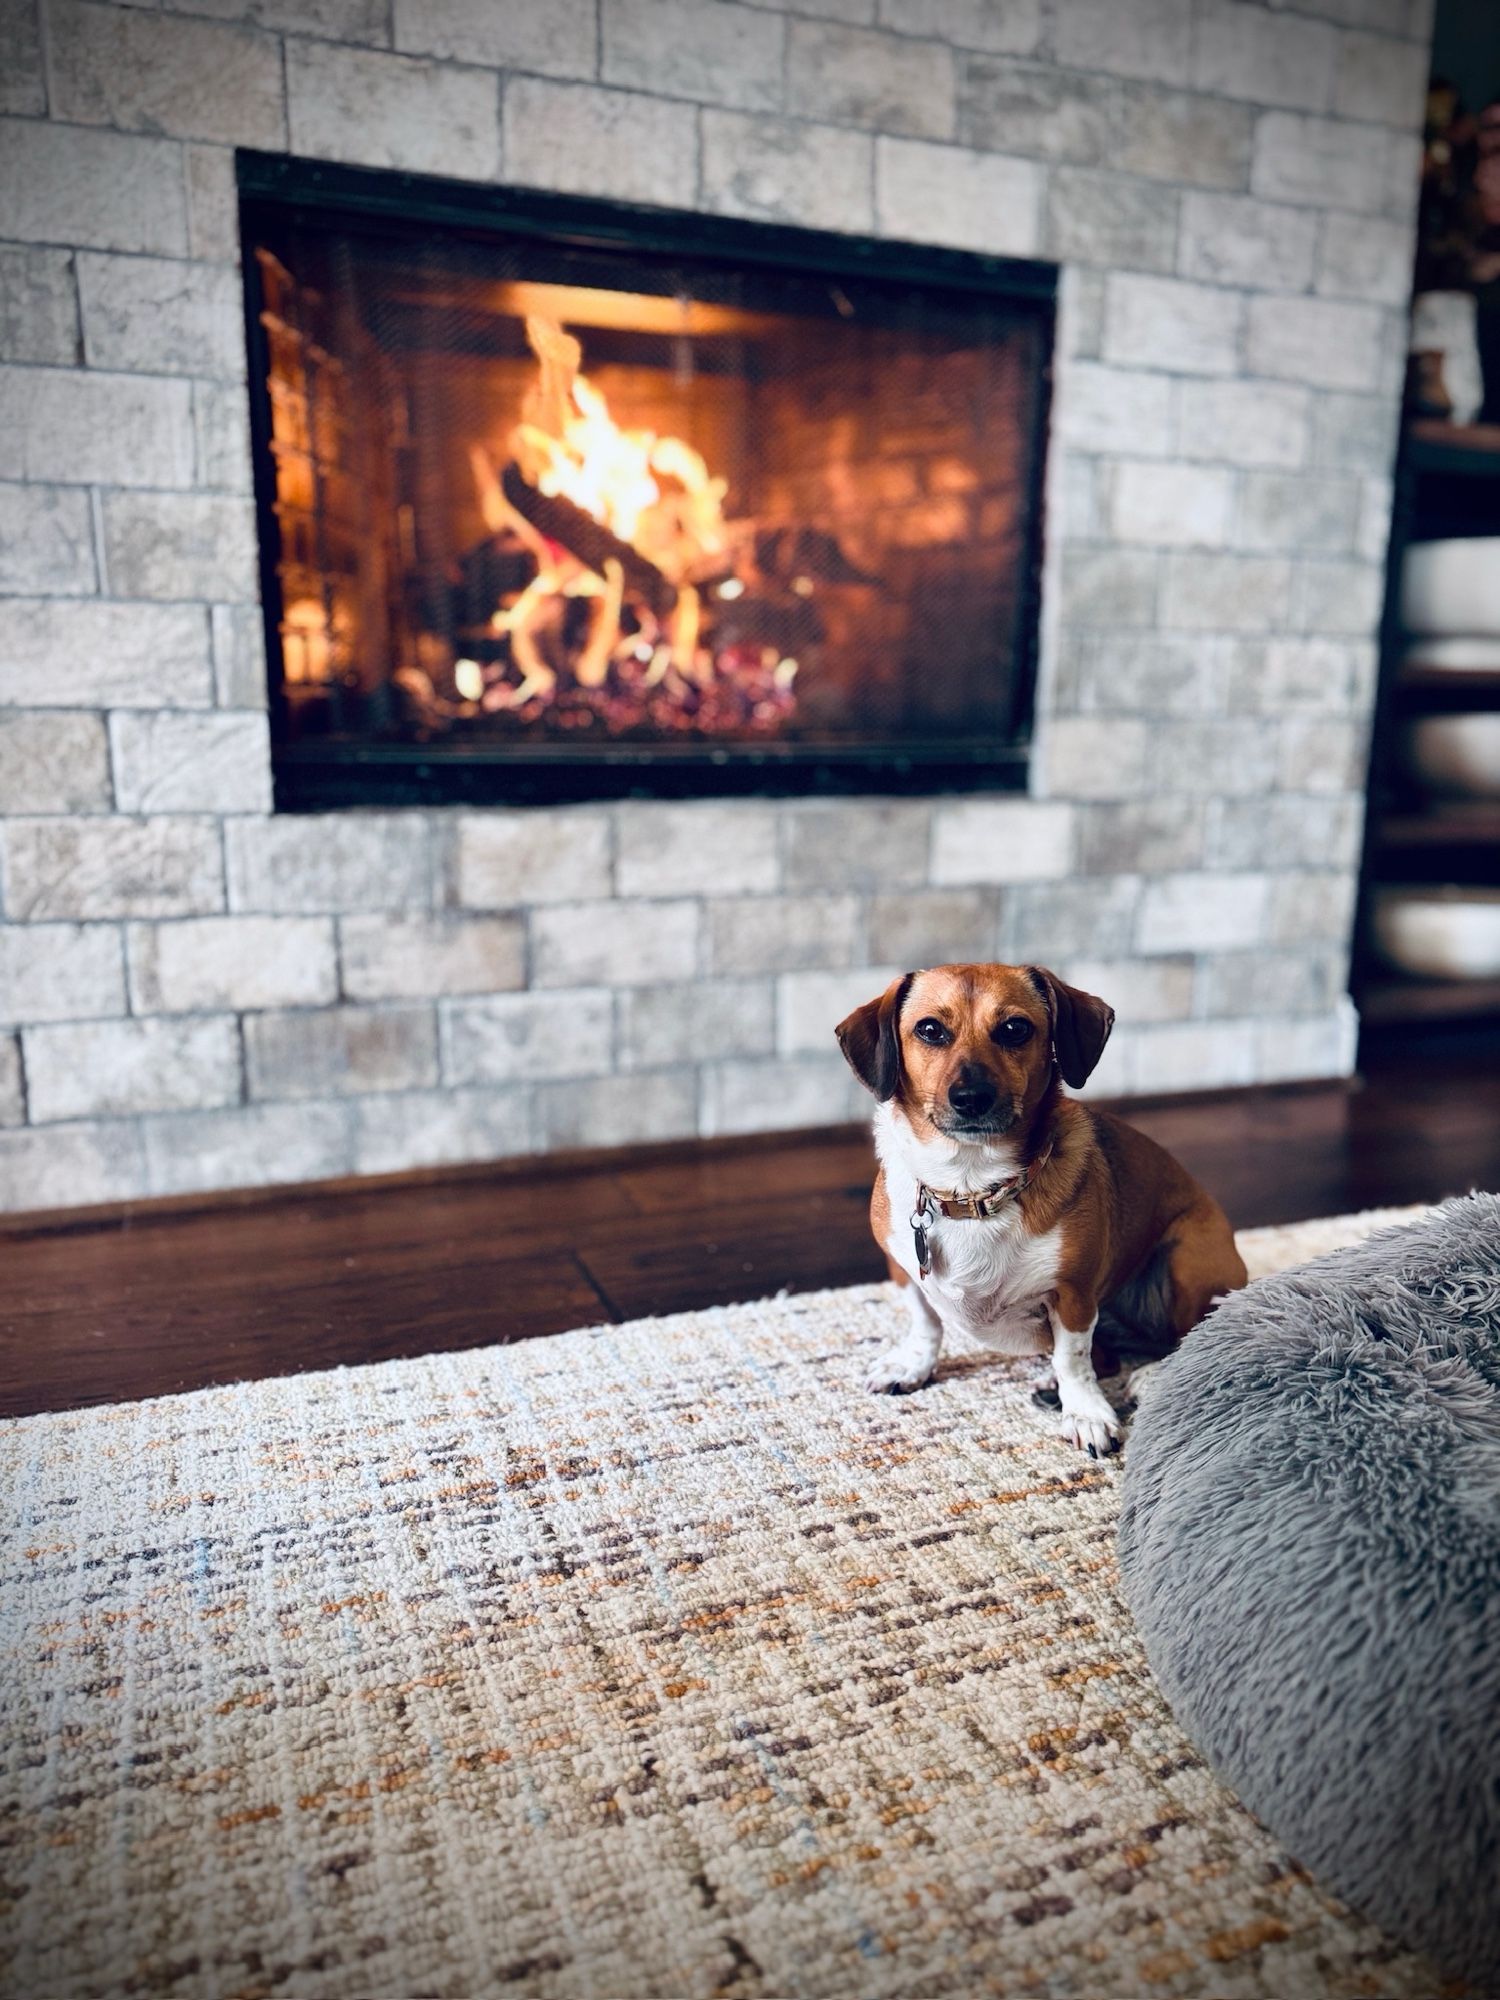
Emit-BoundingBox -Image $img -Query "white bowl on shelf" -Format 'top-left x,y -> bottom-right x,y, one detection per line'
1401,537 -> 1500,637
1372,887 -> 1500,982
1404,714 -> 1500,797
1400,635 -> 1500,673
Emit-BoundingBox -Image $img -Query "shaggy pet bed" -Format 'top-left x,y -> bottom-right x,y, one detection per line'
1118,1192 -> 1500,1989
0,1206 -> 1442,2000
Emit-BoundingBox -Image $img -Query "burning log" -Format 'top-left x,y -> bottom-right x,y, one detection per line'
501,463 -> 677,620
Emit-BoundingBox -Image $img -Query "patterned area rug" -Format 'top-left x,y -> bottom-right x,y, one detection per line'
1,1206 -> 1440,1999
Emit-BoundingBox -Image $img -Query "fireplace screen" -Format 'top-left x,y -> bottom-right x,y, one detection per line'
240,159 -> 1054,807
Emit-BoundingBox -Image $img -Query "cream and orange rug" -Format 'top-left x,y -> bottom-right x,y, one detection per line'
0,1207 -> 1438,1998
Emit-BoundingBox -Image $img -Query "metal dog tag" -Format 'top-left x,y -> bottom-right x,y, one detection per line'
910,1199 -> 933,1277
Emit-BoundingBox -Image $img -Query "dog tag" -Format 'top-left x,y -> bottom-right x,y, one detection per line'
910,1200 -> 933,1278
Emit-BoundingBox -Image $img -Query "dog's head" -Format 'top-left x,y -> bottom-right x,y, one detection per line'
835,963 -> 1114,1142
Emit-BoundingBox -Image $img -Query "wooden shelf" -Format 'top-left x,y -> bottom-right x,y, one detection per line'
1396,666 -> 1500,699
1360,974 -> 1500,1025
1409,420 -> 1500,478
1379,804 -> 1500,849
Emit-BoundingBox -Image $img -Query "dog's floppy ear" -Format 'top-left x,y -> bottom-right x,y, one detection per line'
1026,966 -> 1115,1089
835,973 -> 914,1101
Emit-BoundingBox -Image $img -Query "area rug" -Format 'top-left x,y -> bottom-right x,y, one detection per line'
0,1206 -> 1441,2000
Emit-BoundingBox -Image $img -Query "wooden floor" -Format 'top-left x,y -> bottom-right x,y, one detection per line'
3,1043 -> 1497,1420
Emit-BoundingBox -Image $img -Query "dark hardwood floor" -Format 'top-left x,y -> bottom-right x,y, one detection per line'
3,1042 -> 1497,1421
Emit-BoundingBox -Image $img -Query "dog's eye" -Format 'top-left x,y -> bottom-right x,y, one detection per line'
992,1016 -> 1035,1046
912,1017 -> 952,1046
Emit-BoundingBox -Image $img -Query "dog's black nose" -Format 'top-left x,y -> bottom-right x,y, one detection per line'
947,1073 -> 996,1120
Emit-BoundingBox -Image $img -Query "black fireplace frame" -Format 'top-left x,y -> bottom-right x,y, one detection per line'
237,150 -> 1057,811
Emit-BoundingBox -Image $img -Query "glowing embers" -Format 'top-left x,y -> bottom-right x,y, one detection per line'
397,315 -> 871,743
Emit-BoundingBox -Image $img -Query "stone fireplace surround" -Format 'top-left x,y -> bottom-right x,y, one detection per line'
0,0 -> 1430,1211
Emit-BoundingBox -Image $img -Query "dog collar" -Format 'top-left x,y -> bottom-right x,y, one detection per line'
909,1144 -> 1052,1276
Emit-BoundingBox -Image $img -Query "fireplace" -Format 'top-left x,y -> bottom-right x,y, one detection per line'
239,156 -> 1055,809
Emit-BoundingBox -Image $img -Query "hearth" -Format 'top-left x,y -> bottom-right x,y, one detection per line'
239,156 -> 1055,808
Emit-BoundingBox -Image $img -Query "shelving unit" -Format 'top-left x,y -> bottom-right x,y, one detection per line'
1351,421 -> 1500,1040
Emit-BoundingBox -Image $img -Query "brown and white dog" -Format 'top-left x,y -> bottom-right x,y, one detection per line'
836,963 -> 1247,1455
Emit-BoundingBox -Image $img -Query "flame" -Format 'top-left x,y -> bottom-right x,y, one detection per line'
511,316 -> 728,583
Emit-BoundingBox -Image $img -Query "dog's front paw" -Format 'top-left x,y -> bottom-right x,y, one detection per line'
866,1343 -> 936,1395
1057,1388 -> 1122,1458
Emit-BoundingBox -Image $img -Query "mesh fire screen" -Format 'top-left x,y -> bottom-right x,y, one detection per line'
240,159 -> 1055,807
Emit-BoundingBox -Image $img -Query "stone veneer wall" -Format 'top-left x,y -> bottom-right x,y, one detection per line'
0,0 -> 1431,1210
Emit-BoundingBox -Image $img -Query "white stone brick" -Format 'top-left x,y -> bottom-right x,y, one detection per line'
1332,27 -> 1426,126
1137,871 -> 1270,952
339,912 -> 525,1001
617,803 -> 779,897
1177,379 -> 1312,470
866,887 -> 997,965
0,368 -> 195,491
700,1052 -> 860,1136
0,248 -> 80,366
784,801 -> 929,891
1051,0 -> 1193,85
1058,955 -> 1193,1025
0,484 -> 95,595
1044,168 -> 1177,272
1067,632 -> 1230,715
240,0 -> 395,40
1227,637 -> 1374,713
0,1029 -> 20,1126
227,814 -> 430,914
1,0 -> 44,114
1002,874 -> 1142,956
604,0 -> 785,112
876,0 -> 1039,54
129,915 -> 337,1013
1160,552 -> 1292,632
1104,460 -> 1233,548
747,0 -> 873,17
102,493 -> 258,602
535,1070 -> 699,1149
0,1120 -> 146,1211
78,255 -> 244,380
1267,869 -> 1357,946
109,712 -> 271,815
1278,714 -> 1369,792
1059,266 -> 1106,359
1077,799 -> 1203,875
1290,557 -> 1382,635
705,112 -> 876,233
1315,215 -> 1414,305
442,989 -> 614,1085
1149,717 -> 1281,796
1133,1019 -> 1259,1093
0,119 -> 188,256
875,137 -> 1039,254
0,923 -> 125,1025
185,145 -> 240,265
961,62 -> 1254,189
1255,1003 -> 1357,1084
192,380 -> 253,494
1102,276 -> 1243,378
532,899 -> 701,987
789,19 -> 955,138
618,977 -> 774,1067
451,809 -> 610,907
1177,192 -> 1320,292
1208,792 -> 1362,868
1251,111 -> 1397,214
394,0 -> 597,75
1197,946 -> 1343,1018
1040,715 -> 1150,798
1054,362 -> 1174,460
708,894 -> 861,974
211,606 -> 267,710
349,1087 -> 530,1177
287,41 -> 501,178
246,1003 -> 438,1101
143,1099 -> 352,1197
0,713 -> 111,814
930,798 -> 1073,884
1235,472 -> 1362,555
1192,0 -> 1337,110
50,1 -> 287,148
0,601 -> 212,710
1057,547 -> 1159,628
1312,391 -> 1399,473
24,1012 -> 240,1122
777,964 -> 902,1054
3,816 -> 224,921
1356,475 -> 1394,565
502,79 -> 701,208
1246,296 -> 1386,393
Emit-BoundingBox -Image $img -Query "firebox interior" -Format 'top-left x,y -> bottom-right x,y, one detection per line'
240,155 -> 1055,807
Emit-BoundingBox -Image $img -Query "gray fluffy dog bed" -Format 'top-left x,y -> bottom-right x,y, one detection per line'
1118,1192 -> 1500,1987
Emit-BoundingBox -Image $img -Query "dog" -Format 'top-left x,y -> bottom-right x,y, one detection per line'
835,963 -> 1247,1455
